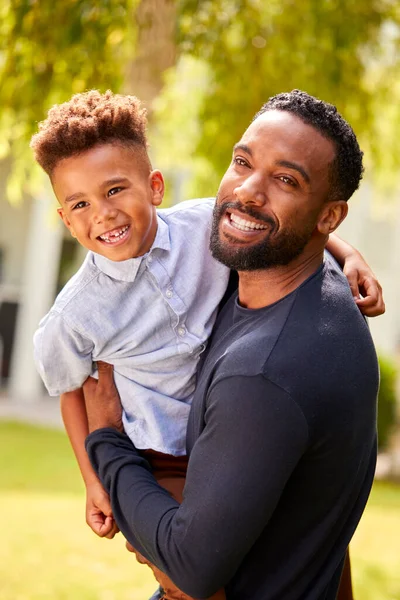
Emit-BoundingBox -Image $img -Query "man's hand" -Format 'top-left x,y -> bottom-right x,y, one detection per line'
342,251 -> 385,317
86,479 -> 120,538
83,361 -> 124,433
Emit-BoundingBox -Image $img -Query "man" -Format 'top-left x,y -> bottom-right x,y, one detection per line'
84,90 -> 379,599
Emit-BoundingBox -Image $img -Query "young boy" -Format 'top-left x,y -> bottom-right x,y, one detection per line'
32,90 -> 377,600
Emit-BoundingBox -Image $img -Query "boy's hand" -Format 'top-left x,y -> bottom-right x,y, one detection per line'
86,480 -> 120,538
83,361 -> 124,433
342,251 -> 385,317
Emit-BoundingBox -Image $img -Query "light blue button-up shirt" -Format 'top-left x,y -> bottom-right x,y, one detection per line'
34,199 -> 230,455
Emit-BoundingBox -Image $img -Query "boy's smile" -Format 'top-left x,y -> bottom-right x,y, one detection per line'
52,143 -> 164,261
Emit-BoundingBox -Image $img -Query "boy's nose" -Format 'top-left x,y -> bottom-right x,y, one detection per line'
93,201 -> 118,224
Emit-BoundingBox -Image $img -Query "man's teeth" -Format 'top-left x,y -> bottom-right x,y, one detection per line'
99,225 -> 129,243
229,213 -> 267,232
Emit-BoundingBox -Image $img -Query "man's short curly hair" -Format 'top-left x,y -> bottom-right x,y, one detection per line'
253,90 -> 364,202
31,90 -> 149,176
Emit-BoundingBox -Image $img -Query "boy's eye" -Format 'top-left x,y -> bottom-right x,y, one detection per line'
72,201 -> 88,210
108,187 -> 123,197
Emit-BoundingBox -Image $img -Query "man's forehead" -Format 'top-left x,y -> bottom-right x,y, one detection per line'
239,109 -> 336,165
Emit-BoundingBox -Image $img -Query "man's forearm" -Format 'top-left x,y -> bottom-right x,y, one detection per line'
86,376 -> 307,597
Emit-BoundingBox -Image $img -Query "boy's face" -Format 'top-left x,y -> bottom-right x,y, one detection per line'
53,143 -> 164,261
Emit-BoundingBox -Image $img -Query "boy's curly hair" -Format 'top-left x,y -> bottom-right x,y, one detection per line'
31,90 -> 149,176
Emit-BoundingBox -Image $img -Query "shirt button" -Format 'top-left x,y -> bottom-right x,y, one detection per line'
178,326 -> 186,337
147,255 -> 153,263
166,289 -> 173,298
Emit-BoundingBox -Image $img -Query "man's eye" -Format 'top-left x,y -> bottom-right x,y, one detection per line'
72,201 -> 88,210
108,187 -> 123,196
234,157 -> 249,167
279,176 -> 296,186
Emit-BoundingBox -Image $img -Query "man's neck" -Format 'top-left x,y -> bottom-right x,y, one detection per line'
237,249 -> 324,309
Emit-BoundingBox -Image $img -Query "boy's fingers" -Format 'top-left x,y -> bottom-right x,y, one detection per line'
357,277 -> 385,317
346,271 -> 360,300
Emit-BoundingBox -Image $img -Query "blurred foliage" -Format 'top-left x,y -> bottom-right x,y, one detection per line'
0,0 -> 136,202
174,0 -> 400,193
377,354 -> 398,451
1,0 -> 400,201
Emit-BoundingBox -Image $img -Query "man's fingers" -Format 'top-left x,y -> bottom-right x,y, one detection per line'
83,375 -> 98,396
97,361 -> 114,378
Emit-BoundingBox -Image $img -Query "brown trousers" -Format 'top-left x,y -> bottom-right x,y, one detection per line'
134,451 -> 353,600
133,450 -> 225,600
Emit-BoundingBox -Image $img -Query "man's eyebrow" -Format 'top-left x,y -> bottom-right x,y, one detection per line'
233,143 -> 253,156
276,160 -> 310,184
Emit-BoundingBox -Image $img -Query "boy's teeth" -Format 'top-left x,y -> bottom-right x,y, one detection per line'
230,213 -> 267,231
99,225 -> 129,242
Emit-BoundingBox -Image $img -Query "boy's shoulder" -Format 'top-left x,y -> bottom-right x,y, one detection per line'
157,197 -> 215,224
50,252 -> 100,315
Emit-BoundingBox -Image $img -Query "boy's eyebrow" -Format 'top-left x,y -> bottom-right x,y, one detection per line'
103,177 -> 129,186
64,177 -> 129,203
65,192 -> 85,204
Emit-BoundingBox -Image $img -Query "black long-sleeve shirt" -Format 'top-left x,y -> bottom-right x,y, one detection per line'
86,256 -> 378,599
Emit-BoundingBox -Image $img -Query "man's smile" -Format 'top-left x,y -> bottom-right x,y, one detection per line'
221,208 -> 272,242
227,210 -> 269,232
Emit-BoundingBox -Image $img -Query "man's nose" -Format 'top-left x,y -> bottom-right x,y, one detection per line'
92,199 -> 118,224
233,175 -> 267,207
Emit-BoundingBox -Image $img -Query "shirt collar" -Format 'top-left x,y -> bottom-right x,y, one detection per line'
92,215 -> 171,282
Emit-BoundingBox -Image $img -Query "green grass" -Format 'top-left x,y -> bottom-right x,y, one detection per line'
1,421 -> 399,599
0,422 -> 155,599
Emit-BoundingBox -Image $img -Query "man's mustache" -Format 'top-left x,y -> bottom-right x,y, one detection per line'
214,200 -> 277,232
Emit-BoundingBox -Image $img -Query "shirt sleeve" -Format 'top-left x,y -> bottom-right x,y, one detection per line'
33,311 -> 94,396
85,374 -> 309,597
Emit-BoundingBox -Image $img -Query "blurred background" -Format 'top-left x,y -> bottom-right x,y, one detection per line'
0,1 -> 399,598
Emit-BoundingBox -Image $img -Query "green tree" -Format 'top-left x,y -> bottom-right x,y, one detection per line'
174,0 -> 400,191
0,0 -> 137,201
1,0 -> 400,200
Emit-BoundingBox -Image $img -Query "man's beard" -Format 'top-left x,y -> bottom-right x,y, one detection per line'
209,200 -> 315,271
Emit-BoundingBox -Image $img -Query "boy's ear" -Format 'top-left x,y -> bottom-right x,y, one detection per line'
57,207 -> 77,238
149,170 -> 164,207
317,201 -> 348,235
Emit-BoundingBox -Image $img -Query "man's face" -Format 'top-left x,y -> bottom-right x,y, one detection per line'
53,143 -> 164,261
210,110 -> 336,271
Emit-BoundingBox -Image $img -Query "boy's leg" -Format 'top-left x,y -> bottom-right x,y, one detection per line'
336,549 -> 353,600
131,451 -> 226,600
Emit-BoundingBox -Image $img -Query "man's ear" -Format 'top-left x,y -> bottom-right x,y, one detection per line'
317,201 -> 348,235
149,170 -> 165,207
57,207 -> 77,238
